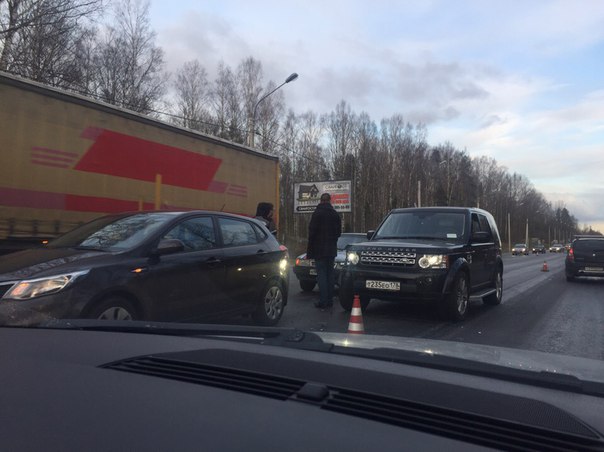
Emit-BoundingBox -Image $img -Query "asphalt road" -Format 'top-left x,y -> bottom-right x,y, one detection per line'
279,252 -> 604,360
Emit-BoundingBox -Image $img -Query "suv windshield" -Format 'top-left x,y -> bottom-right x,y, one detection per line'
374,212 -> 467,243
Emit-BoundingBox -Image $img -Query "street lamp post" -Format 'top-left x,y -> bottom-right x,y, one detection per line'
248,72 -> 298,147
507,212 -> 511,253
438,158 -> 450,205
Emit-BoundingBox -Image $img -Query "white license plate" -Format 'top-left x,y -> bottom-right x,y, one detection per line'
365,280 -> 400,291
309,269 -> 317,276
585,267 -> 604,272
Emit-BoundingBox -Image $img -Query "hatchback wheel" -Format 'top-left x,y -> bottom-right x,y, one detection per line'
87,297 -> 138,321
252,281 -> 285,326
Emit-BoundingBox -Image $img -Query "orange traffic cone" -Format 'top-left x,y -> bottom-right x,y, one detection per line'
542,261 -> 549,272
347,295 -> 365,334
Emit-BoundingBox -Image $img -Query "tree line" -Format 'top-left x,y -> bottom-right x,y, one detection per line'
2,0 -> 599,254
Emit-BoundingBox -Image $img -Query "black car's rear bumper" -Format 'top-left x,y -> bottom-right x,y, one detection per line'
292,266 -> 317,282
565,262 -> 604,278
293,264 -> 345,286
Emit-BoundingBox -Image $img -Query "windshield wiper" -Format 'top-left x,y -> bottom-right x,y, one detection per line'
39,319 -> 332,351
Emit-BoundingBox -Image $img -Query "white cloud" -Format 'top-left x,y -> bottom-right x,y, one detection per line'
149,0 -> 604,231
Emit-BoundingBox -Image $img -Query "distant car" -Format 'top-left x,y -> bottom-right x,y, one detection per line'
549,243 -> 565,253
531,244 -> 546,254
293,233 -> 366,292
0,211 -> 290,326
565,235 -> 604,282
512,243 -> 528,255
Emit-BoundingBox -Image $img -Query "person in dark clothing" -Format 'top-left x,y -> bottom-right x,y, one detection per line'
307,193 -> 341,309
255,202 -> 277,235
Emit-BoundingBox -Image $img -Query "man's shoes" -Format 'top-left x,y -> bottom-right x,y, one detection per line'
314,302 -> 333,311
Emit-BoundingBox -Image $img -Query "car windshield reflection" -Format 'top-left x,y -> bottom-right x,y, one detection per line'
48,213 -> 178,252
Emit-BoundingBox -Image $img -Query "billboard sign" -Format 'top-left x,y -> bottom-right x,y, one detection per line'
294,180 -> 351,213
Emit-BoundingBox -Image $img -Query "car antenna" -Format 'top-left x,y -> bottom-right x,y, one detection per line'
220,204 -> 226,211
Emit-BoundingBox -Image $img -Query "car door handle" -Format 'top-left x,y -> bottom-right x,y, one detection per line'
206,257 -> 221,264
256,250 -> 267,255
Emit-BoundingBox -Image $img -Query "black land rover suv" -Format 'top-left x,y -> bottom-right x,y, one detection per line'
340,207 -> 503,321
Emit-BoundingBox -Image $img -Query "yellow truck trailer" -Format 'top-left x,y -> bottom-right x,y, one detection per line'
0,72 -> 279,251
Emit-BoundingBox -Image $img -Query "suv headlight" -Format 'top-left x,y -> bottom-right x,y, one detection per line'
418,255 -> 448,269
346,251 -> 360,265
3,270 -> 89,300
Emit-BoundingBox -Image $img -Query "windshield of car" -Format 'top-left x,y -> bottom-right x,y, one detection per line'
48,213 -> 177,251
374,212 -> 466,242
1,0 -> 604,382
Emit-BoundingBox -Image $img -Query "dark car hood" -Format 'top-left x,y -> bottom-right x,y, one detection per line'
316,333 -> 604,385
0,248 -> 113,281
351,239 -> 465,251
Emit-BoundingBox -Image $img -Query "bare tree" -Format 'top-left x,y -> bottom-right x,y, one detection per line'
237,56 -> 263,144
255,82 -> 285,154
172,59 -> 210,131
210,61 -> 243,142
324,100 -> 356,179
0,0 -> 103,86
91,0 -> 165,113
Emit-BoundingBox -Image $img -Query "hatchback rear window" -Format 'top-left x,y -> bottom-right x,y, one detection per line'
574,240 -> 604,251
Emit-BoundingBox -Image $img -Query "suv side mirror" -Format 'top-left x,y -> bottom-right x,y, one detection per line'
471,231 -> 490,243
367,230 -> 375,240
154,238 -> 184,255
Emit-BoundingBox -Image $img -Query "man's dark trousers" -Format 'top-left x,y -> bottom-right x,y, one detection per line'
315,257 -> 335,307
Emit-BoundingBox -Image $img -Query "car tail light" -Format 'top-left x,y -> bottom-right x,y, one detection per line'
567,247 -> 574,262
295,258 -> 301,266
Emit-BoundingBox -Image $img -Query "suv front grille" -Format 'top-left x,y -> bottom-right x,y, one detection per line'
360,251 -> 416,266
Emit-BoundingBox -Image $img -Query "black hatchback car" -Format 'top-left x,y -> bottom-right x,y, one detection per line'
565,235 -> 604,282
0,211 -> 289,326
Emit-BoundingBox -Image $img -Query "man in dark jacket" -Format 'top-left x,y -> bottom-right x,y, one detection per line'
307,193 -> 341,309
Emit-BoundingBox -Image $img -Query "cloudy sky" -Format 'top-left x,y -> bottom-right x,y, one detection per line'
148,0 -> 604,231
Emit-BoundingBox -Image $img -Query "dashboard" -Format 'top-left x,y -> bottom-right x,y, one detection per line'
0,326 -> 603,451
